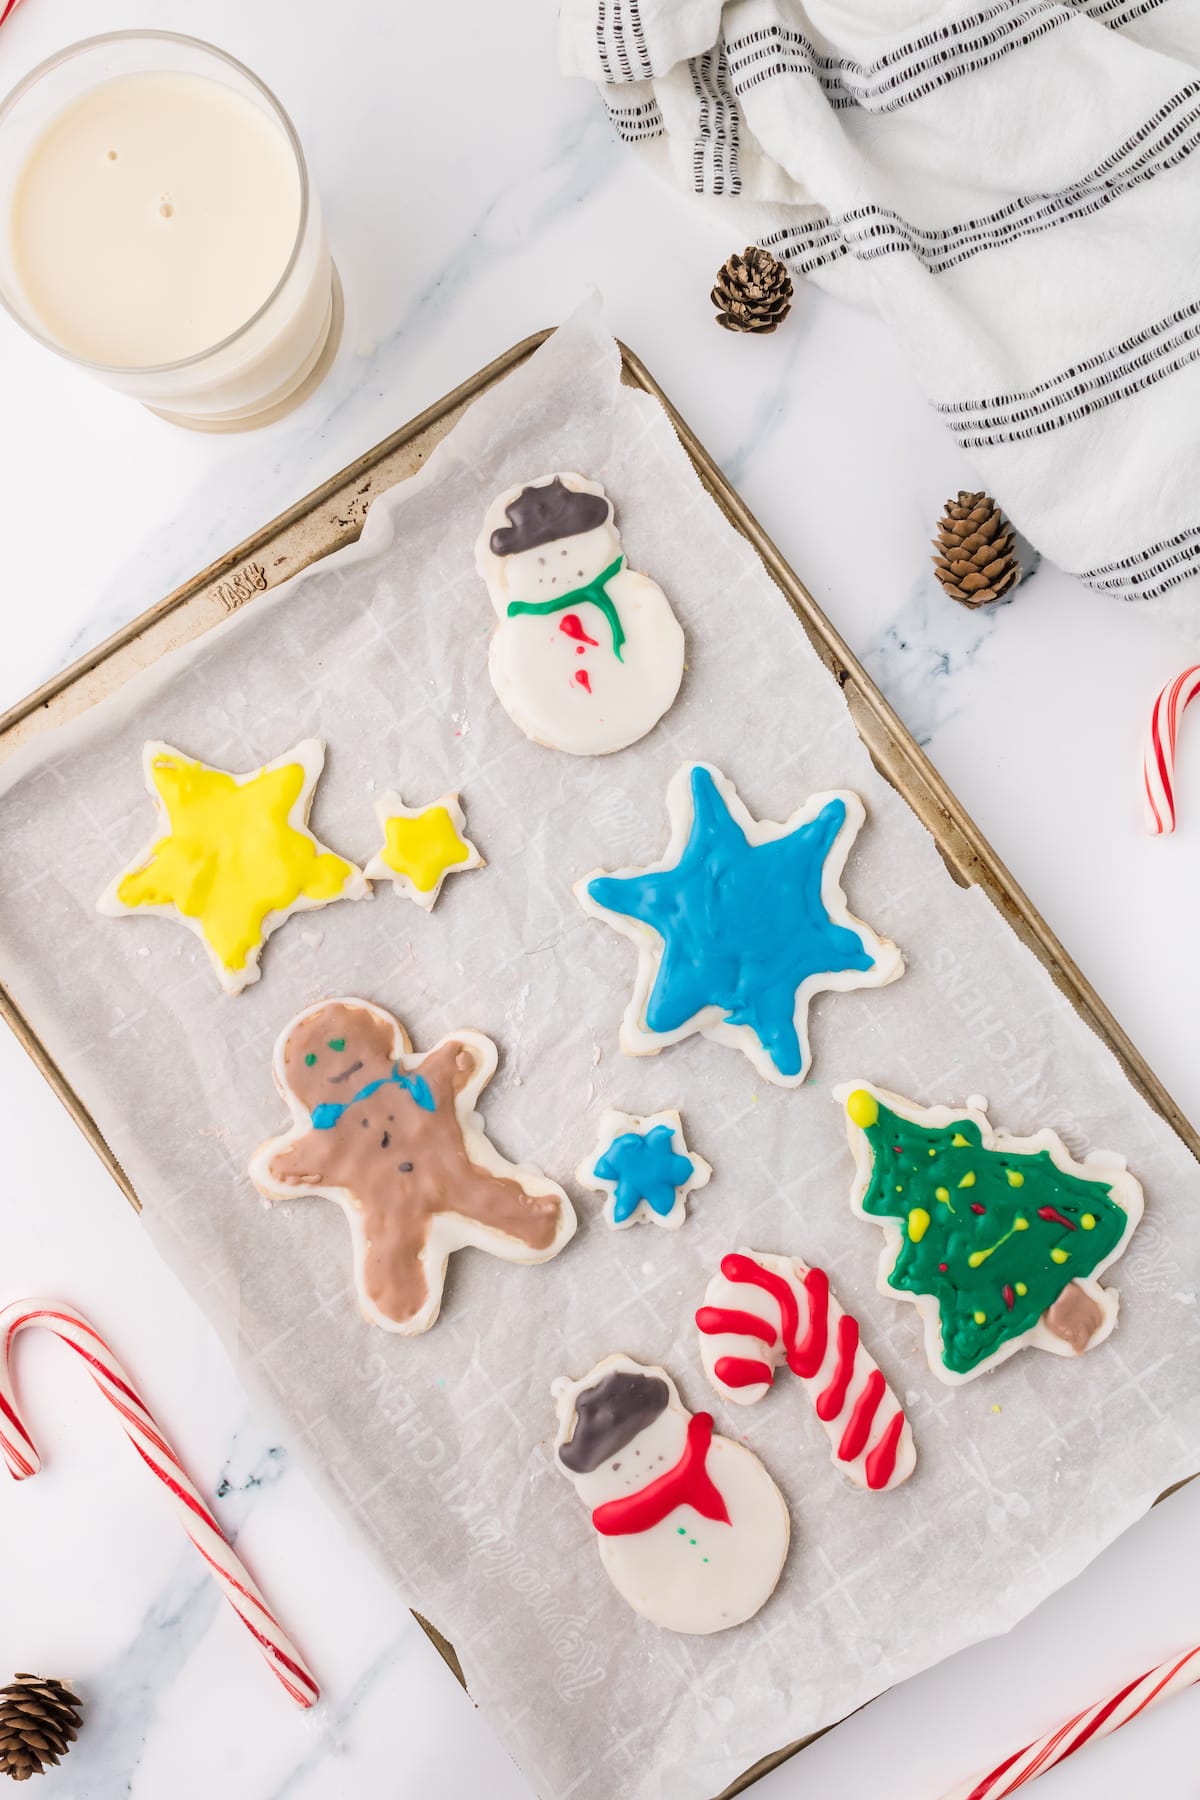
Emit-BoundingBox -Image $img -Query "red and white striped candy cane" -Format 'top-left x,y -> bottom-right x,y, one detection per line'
1143,664 -> 1200,834
941,1645 -> 1200,1799
0,1 -> 28,22
695,1248 -> 916,1492
0,1299 -> 319,1709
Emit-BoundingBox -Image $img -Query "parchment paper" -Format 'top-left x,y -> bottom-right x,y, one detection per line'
2,308 -> 1199,1800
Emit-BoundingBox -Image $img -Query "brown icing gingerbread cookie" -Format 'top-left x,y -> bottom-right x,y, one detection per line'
249,997 -> 576,1334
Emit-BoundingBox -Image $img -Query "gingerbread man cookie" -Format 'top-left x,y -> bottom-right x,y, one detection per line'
249,998 -> 576,1334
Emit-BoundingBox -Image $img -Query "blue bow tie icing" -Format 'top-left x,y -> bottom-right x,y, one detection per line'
583,764 -> 893,1082
594,1124 -> 696,1224
311,1065 -> 435,1131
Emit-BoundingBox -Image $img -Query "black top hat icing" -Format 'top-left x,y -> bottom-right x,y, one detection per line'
558,1370 -> 669,1474
490,478 -> 611,557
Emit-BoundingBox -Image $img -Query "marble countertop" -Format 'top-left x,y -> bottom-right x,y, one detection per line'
2,2 -> 1200,1796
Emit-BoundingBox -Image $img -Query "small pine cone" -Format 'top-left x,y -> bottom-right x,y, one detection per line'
712,246 -> 793,334
0,1675 -> 82,1782
932,490 -> 1021,608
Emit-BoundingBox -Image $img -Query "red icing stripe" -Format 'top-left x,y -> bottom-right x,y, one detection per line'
816,1312 -> 858,1422
838,1370 -> 885,1463
694,1304 -> 777,1348
792,1268 -> 830,1377
864,1411 -> 905,1491
591,1412 -> 731,1537
720,1253 -> 799,1345
713,1355 -> 773,1389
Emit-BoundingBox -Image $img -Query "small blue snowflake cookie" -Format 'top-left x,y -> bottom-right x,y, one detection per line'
576,1108 -> 711,1231
574,762 -> 904,1088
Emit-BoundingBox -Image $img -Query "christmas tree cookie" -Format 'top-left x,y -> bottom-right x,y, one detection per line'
838,1083 -> 1144,1384
476,472 -> 685,756
576,763 -> 904,1086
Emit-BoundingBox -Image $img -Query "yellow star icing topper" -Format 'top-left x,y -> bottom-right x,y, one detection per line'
98,739 -> 368,994
364,789 -> 483,910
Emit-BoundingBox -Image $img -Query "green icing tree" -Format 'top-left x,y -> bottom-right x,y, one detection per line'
846,1088 -> 1129,1377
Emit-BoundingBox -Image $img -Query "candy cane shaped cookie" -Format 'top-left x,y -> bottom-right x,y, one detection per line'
0,1299 -> 319,1709
695,1250 -> 916,1492
1144,664 -> 1200,834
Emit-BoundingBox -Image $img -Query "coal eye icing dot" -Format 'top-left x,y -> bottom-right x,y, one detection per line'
304,1052 -> 317,1066
328,1037 -> 345,1051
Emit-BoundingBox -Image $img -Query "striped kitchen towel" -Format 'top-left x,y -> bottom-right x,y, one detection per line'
561,0 -> 1200,619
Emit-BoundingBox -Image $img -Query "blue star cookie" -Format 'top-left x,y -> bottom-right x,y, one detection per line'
575,763 -> 903,1087
577,1108 -> 711,1230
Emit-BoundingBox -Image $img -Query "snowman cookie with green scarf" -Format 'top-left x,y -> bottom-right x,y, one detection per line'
476,472 -> 685,755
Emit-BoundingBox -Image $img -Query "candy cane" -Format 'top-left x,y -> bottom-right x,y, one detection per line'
1143,664 -> 1200,834
0,1 -> 27,21
695,1249 -> 916,1491
0,1299 -> 319,1709
940,1645 -> 1200,1799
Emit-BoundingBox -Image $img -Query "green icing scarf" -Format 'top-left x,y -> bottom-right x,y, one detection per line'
505,555 -> 625,660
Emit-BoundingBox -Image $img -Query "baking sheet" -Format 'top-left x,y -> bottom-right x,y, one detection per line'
0,306 -> 1198,1800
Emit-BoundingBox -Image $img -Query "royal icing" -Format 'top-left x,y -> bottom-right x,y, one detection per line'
696,1249 -> 915,1492
576,1108 -> 710,1231
552,1353 -> 789,1635
363,789 -> 482,910
575,762 -> 904,1085
249,998 -> 576,1335
837,1082 -> 1145,1384
475,472 -> 685,756
98,739 -> 367,994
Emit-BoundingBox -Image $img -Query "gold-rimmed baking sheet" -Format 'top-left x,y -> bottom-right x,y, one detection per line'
1,329 -> 1196,1800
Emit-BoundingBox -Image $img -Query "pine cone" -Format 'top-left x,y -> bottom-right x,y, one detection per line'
932,491 -> 1021,608
0,1676 -> 82,1782
712,247 -> 793,334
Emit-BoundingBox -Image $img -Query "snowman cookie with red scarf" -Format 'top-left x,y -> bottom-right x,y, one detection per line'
551,1354 -> 789,1634
475,473 -> 685,755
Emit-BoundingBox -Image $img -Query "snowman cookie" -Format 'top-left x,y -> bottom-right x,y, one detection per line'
249,997 -> 576,1334
551,1353 -> 790,1634
475,472 -> 685,756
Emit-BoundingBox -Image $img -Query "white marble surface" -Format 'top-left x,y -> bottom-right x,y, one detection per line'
2,3 -> 1199,1796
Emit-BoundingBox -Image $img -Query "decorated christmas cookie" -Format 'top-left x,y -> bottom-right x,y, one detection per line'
551,1353 -> 789,1635
838,1083 -> 1144,1384
575,762 -> 903,1085
696,1249 -> 915,1491
475,472 -> 684,756
250,998 -> 576,1334
98,739 -> 367,994
576,1108 -> 710,1230
364,789 -> 482,910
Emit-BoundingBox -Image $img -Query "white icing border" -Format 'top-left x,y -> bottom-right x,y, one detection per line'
363,789 -> 483,911
249,996 -> 577,1336
97,738 -> 368,996
834,1081 -> 1145,1386
575,1107 -> 711,1231
574,762 -> 905,1087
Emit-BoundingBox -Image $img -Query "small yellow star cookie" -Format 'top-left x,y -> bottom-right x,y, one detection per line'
98,739 -> 368,994
364,790 -> 483,911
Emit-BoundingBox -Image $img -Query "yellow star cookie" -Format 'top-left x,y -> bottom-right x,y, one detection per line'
364,790 -> 483,911
98,740 -> 368,993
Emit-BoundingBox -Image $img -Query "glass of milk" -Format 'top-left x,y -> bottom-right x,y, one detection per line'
0,31 -> 342,430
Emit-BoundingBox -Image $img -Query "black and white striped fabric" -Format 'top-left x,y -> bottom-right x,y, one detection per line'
562,0 -> 1200,611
